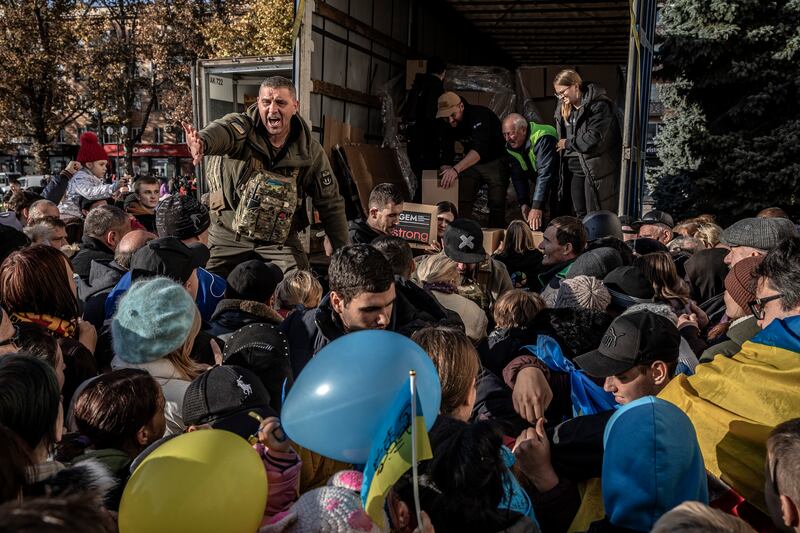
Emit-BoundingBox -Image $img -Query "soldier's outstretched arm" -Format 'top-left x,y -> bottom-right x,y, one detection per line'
194,113 -> 254,158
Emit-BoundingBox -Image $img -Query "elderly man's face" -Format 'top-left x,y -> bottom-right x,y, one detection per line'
502,121 -> 527,150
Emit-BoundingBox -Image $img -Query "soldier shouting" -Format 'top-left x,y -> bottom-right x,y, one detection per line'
182,76 -> 348,276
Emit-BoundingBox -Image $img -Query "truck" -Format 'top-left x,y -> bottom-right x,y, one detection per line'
191,0 -> 657,217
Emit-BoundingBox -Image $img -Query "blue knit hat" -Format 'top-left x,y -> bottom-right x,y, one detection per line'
112,277 -> 197,364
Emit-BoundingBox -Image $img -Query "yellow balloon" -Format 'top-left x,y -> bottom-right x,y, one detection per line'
119,430 -> 268,533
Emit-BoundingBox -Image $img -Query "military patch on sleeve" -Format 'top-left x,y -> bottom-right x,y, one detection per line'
320,170 -> 334,188
231,121 -> 246,136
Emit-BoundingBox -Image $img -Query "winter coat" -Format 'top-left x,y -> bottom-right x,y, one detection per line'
430,290 -> 488,343
73,448 -> 132,511
58,169 -> 122,219
281,288 -> 424,378
199,107 -> 348,250
111,356 -> 191,436
472,367 -> 530,438
347,218 -> 382,245
78,259 -> 127,330
485,326 -> 540,377
393,277 -> 465,332
206,299 -> 283,341
554,82 -> 622,212
58,336 -> 99,409
494,248 -> 544,292
71,236 -> 114,281
105,267 -> 225,323
254,444 -> 302,526
700,315 -> 760,363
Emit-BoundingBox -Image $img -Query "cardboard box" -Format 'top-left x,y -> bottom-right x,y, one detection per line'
406,59 -> 427,90
341,144 -> 410,214
458,90 -> 496,110
483,228 -> 505,255
577,65 -> 621,104
529,97 -> 559,127
391,202 -> 438,247
531,231 -> 544,248
421,169 -> 458,206
517,67 -> 547,99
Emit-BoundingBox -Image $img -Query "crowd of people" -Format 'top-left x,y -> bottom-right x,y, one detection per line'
0,72 -> 799,533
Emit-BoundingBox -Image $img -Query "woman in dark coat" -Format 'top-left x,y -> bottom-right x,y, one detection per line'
553,69 -> 622,218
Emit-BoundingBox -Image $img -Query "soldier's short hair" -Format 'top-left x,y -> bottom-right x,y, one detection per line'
260,76 -> 297,99
368,183 -> 404,210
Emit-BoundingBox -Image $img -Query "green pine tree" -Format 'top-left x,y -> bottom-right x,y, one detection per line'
651,0 -> 800,224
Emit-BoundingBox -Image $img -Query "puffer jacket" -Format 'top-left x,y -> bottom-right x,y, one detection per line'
554,82 -> 622,212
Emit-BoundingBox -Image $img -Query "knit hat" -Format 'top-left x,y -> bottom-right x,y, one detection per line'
555,275 -> 611,311
182,365 -> 276,438
724,255 -> 764,311
156,194 -> 210,240
76,132 -> 108,164
260,470 -> 387,533
604,266 -> 654,309
567,248 -> 623,280
226,260 -> 284,302
112,277 -> 197,364
721,217 -> 797,251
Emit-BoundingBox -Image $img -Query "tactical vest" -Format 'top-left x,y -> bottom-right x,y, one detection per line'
232,158 -> 300,244
506,122 -> 557,172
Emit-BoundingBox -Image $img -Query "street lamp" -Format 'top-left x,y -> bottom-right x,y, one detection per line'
105,125 -> 129,179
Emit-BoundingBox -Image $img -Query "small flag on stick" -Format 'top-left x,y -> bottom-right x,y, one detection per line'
361,372 -> 432,528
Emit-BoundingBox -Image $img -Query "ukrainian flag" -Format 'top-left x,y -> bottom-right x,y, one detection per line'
659,315 -> 800,513
361,376 -> 432,528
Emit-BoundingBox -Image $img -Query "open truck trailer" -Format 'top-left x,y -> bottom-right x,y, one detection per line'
191,0 -> 657,238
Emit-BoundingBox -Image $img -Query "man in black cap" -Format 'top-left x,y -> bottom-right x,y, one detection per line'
637,210 -> 674,245
436,92 -> 508,227
416,218 -> 512,313
405,57 -> 445,203
575,309 -> 680,405
155,194 -> 226,321
104,236 -> 210,321
206,260 -> 285,340
603,265 -> 655,313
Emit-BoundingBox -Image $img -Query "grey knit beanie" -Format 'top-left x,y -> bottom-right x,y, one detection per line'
721,217 -> 796,250
567,247 -> 623,280
554,275 -> 611,311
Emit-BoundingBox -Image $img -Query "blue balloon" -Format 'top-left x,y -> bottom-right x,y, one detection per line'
281,330 -> 441,463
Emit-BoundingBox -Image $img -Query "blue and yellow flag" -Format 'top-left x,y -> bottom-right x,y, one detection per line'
361,376 -> 432,528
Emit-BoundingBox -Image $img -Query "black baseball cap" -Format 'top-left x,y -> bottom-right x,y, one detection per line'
156,194 -> 210,240
223,323 -> 293,412
226,260 -> 284,303
603,266 -> 655,309
638,210 -> 674,229
443,218 -> 487,264
130,236 -> 210,284
575,310 -> 680,378
181,365 -> 276,439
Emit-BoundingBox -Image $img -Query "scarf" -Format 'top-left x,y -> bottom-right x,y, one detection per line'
422,281 -> 458,294
11,311 -> 77,338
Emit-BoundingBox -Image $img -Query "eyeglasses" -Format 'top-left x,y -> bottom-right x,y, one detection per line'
748,294 -> 783,320
554,87 -> 570,100
0,324 -> 19,348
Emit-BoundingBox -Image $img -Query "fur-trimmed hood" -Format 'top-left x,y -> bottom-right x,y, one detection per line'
26,459 -> 116,502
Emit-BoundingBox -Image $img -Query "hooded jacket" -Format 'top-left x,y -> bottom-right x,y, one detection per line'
206,299 -> 283,341
71,236 -> 114,281
597,396 -> 708,532
554,82 -> 621,212
347,217 -> 383,245
78,259 -> 127,330
199,106 -> 348,249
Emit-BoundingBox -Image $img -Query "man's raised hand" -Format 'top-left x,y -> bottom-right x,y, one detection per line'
182,121 -> 205,165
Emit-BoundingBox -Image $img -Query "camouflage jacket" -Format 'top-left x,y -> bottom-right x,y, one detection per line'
199,106 -> 349,248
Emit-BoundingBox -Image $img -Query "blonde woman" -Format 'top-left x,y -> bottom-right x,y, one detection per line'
552,69 -> 621,217
416,253 -> 488,343
111,277 -> 208,435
